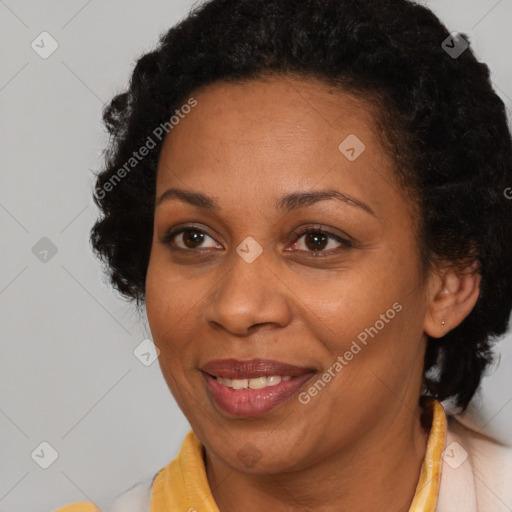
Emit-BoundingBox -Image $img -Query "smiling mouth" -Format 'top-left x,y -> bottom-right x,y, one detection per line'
200,358 -> 316,416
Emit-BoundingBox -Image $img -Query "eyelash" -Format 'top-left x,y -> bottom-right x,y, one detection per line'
161,225 -> 353,257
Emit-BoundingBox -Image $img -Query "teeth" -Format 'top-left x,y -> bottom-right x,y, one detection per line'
216,375 -> 293,390
232,378 -> 248,390
248,376 -> 268,390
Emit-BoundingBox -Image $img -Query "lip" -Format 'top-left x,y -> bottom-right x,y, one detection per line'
201,358 -> 316,417
201,358 -> 315,379
202,372 -> 315,417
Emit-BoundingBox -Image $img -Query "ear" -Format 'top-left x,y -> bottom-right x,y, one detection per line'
424,261 -> 481,338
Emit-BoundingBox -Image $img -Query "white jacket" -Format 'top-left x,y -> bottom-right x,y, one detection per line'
107,414 -> 512,512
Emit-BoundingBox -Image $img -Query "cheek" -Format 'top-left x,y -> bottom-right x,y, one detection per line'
145,248 -> 197,335
145,258 -> 188,374
145,249 -> 217,393
288,258 -> 408,340
293,247 -> 425,385
145,260 -> 199,401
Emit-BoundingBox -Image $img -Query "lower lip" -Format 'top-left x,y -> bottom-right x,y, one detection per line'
203,372 -> 314,417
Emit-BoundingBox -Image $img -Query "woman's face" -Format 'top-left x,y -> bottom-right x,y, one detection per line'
145,76 -> 431,473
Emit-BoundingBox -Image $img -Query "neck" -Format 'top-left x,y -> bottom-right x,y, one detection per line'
205,402 -> 431,512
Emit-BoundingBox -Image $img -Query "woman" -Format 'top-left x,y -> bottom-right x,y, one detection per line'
56,0 -> 512,510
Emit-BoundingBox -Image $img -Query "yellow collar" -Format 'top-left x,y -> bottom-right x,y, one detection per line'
409,399 -> 447,512
152,400 -> 447,512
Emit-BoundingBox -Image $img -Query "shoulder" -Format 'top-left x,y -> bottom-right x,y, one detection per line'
443,413 -> 512,511
53,477 -> 153,512
447,413 -> 512,469
107,476 -> 153,511
53,505 -> 100,512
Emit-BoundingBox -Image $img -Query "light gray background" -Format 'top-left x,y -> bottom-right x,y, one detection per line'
1,1 -> 511,511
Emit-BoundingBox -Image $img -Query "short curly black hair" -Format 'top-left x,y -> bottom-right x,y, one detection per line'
90,0 -> 512,410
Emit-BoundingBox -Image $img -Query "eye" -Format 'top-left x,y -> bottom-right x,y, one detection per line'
161,224 -> 353,256
161,226 -> 221,250
288,226 -> 352,256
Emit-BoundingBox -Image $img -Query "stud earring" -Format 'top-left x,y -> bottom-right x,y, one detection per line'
441,316 -> 446,329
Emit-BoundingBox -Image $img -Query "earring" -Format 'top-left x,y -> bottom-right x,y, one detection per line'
441,315 -> 446,329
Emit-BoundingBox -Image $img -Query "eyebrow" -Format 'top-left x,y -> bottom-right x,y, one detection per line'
156,187 -> 376,216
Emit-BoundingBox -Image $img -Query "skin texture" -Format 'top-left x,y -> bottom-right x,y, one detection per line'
145,76 -> 480,512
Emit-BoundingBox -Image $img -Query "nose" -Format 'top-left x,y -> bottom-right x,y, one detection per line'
203,248 -> 293,336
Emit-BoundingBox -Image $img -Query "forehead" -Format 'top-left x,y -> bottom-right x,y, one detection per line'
162,75 -> 380,151
156,76 -> 401,216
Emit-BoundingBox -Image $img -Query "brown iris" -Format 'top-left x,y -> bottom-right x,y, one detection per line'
183,230 -> 205,248
304,231 -> 328,251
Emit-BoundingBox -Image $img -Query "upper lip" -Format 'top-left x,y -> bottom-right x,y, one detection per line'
201,358 -> 315,379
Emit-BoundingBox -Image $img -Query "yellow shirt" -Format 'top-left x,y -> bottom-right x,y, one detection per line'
55,399 -> 447,512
